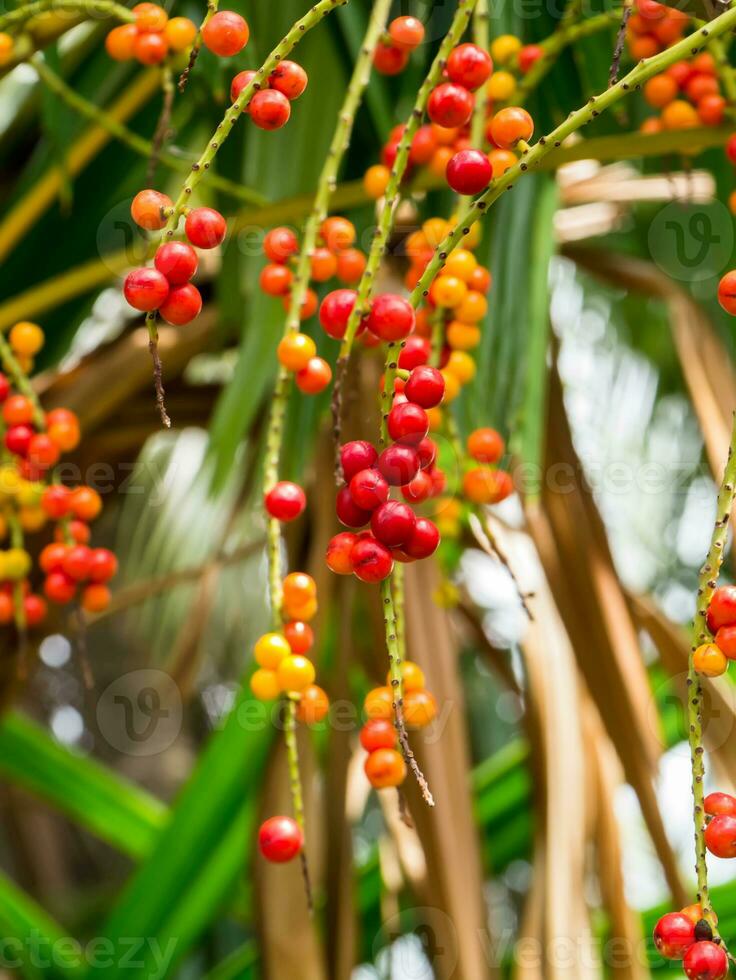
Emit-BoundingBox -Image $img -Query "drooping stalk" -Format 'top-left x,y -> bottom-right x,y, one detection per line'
0,0 -> 134,32
177,0 -> 218,93
687,416 -> 736,932
411,6 -> 736,306
470,0 -> 489,149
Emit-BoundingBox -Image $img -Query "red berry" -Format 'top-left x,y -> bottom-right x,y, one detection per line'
326,531 -> 358,574
40,543 -> 67,573
41,485 -> 71,519
683,941 -> 728,980
0,373 -> 9,401
387,402 -> 429,445
134,32 -> 168,65
401,469 -> 433,503
388,15 -> 424,51
446,148 -> 492,195
202,10 -> 249,57
284,620 -> 314,654
264,226 -> 299,264
249,89 -> 291,130
230,69 -> 256,102
351,535 -> 394,583
715,624 -> 736,658
24,594 -> 47,627
404,517 -> 440,559
416,437 -> 437,470
44,571 -> 77,604
378,445 -> 420,486
371,500 -> 416,547
705,813 -> 736,857
398,336 -> 430,370
335,486 -> 371,528
373,41 -> 408,75
159,283 -> 202,325
518,44 -> 544,74
427,83 -> 474,128
154,242 -> 198,285
653,912 -> 695,959
340,440 -> 378,482
447,43 -> 493,90
258,815 -> 303,863
265,481 -> 306,522
28,433 -> 59,469
63,545 -> 92,582
88,548 -> 118,583
5,424 -> 33,457
295,357 -> 331,395
123,267 -> 169,312
718,270 -> 736,315
349,468 -> 389,511
405,365 -> 445,407
268,60 -> 308,100
185,207 -> 227,249
319,289 -> 358,340
360,718 -> 397,751
366,294 -> 415,341
260,263 -> 293,296
705,791 -> 736,816
707,585 -> 736,632
726,133 -> 736,164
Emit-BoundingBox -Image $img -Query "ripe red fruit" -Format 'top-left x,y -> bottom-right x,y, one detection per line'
351,535 -> 394,583
131,189 -> 172,231
258,815 -> 303,862
159,283 -> 202,325
41,485 -> 71,519
123,267 -> 169,312
388,15 -> 424,51
249,89 -> 291,130
446,43 -> 493,90
401,469 -> 433,503
726,134 -> 736,164
683,941 -> 728,980
366,294 -> 415,341
427,82 -> 474,128
387,402 -> 429,445
5,424 -> 33,457
416,437 -> 437,470
340,440 -> 378,482
398,336 -> 430,370
230,69 -> 256,102
405,365 -> 445,407
88,548 -> 118,583
0,373 -> 9,402
28,433 -> 59,469
264,226 -> 299,264
349,468 -> 389,511
373,41 -> 408,75
404,517 -> 440,559
63,545 -> 92,582
260,263 -> 293,296
154,242 -> 198,285
24,594 -> 47,627
717,270 -> 736,315
518,44 -> 544,74
715,624 -> 736,659
335,487 -> 371,528
264,481 -> 306,522
705,814 -> 736,857
44,570 -> 77,605
371,500 -> 417,547
268,60 -> 308,100
202,10 -> 249,57
653,912 -> 695,959
3,395 -> 34,426
284,620 -> 314,654
326,531 -> 358,574
446,148 -> 492,195
134,32 -> 168,65
378,445 -> 420,486
489,106 -> 535,149
705,791 -> 736,816
295,357 -> 331,395
360,718 -> 397,752
319,289 -> 358,339
40,543 -> 67,573
185,207 -> 227,249
707,585 -> 736,632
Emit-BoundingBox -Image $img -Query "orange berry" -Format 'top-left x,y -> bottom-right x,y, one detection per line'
364,164 -> 390,199
71,486 -> 102,521
403,689 -> 437,728
489,106 -> 534,149
105,23 -> 138,60
487,148 -> 517,177
487,70 -> 516,101
385,660 -> 425,692
165,16 -> 197,51
429,146 -> 454,177
643,74 -> 678,108
284,595 -> 318,621
431,123 -> 460,145
364,685 -> 393,720
468,427 -> 505,463
640,117 -> 664,134
661,99 -> 699,129
628,34 -> 660,60
447,321 -> 481,350
282,572 -> 316,607
3,395 -> 34,425
336,248 -> 366,283
131,189 -> 173,230
9,321 -> 44,356
462,467 -> 514,504
693,642 -> 728,677
718,270 -> 736,314
454,289 -> 487,324
729,190 -> 736,216
445,350 -> 476,384
254,632 -> 291,669
426,406 -> 443,431
277,333 -> 316,372
309,247 -> 338,282
82,583 -> 111,613
134,31 -> 169,64
430,274 -> 467,308
296,684 -> 329,724
364,747 -> 406,788
320,216 -> 355,252
250,668 -> 280,701
443,249 -> 477,282
46,408 -> 80,452
132,2 -> 167,31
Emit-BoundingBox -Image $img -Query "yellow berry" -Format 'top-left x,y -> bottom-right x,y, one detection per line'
426,406 -> 443,431
487,70 -> 516,101
277,333 -> 316,372
385,660 -> 425,692
430,275 -> 468,308
440,370 -> 461,402
491,34 -> 521,65
3,548 -> 31,581
277,654 -> 316,693
442,249 -> 477,282
422,217 -> 450,247
250,668 -> 281,701
454,290 -> 488,324
18,507 -> 46,533
9,321 -> 44,357
447,321 -> 481,350
693,642 -> 728,677
254,632 -> 291,669
446,351 -> 476,384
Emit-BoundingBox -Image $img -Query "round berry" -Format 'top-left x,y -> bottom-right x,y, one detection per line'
5,424 -> 32,457
349,468 -> 389,511
336,248 -> 366,284
715,624 -> 736,658
319,289 -> 358,339
131,189 -> 173,231
185,207 -> 227,249
705,813 -> 736,858
364,746 -> 406,787
254,632 -> 290,669
134,32 -> 168,64
62,545 -> 92,582
468,427 -> 504,463
683,941 -> 728,980
88,548 -> 118,583
653,912 -> 696,959
106,23 -> 138,60
427,83 -> 474,128
371,500 -> 416,548
296,684 -> 329,724
693,642 -> 728,677
269,60 -> 308,100
366,294 -> 415,341
132,2 -> 167,31
360,718 -> 396,752
378,444 -> 420,486
404,689 -> 437,728
446,43 -> 493,90
351,535 -> 393,583
405,366 -> 445,408
339,440 -> 378,482
9,321 -> 44,357
249,89 -> 291,130
123,268 -> 169,312
416,437 -> 437,470
44,571 -> 77,605
276,332 -> 316,372
264,226 -> 299,264
705,791 -> 736,816
490,106 -> 534,149
250,668 -> 280,701
335,486 -> 371,529
295,357 -> 331,394
265,481 -> 306,522
387,402 -> 429,445
718,270 -> 736,315
159,283 -> 202,325
24,594 -> 47,627
401,469 -> 433,503
404,517 -> 440,559
463,467 -> 514,504
388,15 -> 424,51
258,815 -> 303,863
230,69 -> 257,102
154,242 -> 198,285
326,532 -> 358,574
277,653 -> 315,692
202,10 -> 249,57
165,16 -> 197,51
398,336 -> 430,370
708,585 -> 736,632
260,263 -> 293,296
518,44 -> 544,74
446,149 -> 492,195
71,487 -> 102,521
284,620 -> 314,654
373,41 -> 408,75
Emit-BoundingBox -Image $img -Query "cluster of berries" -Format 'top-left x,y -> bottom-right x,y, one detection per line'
692,584 -> 736,677
105,2 -> 197,66
654,903 -> 727,979
641,52 -> 725,132
230,58 -> 308,131
372,15 -> 425,76
703,790 -> 736,859
626,0 -> 689,61
124,190 -> 229,325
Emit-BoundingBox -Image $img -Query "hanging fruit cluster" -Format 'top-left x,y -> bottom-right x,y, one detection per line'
230,56 -> 308,130
372,15 -> 425,76
626,0 -> 689,61
692,585 -> 736,677
654,903 -> 727,979
641,52 -> 725,131
0,324 -> 116,627
105,2 -> 197,65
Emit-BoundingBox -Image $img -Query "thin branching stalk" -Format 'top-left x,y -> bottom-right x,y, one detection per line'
146,66 -> 175,185
284,696 -> 313,910
0,0 -> 133,31
687,416 -> 736,934
177,0 -> 218,93
608,1 -> 633,87
411,6 -> 736,306
470,0 -> 489,149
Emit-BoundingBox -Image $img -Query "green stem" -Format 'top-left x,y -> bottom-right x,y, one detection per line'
470,0 -> 489,148
284,695 -> 312,909
0,0 -> 133,32
32,56 -> 267,205
688,416 -> 736,932
429,307 -> 445,370
336,0 -> 478,362
411,6 -> 736,307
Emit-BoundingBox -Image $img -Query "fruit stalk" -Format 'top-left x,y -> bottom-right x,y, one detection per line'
688,415 -> 736,931
0,331 -> 44,429
411,4 -> 736,305
177,0 -> 218,93
0,0 -> 134,31
284,695 -> 312,909
469,0 -> 489,148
